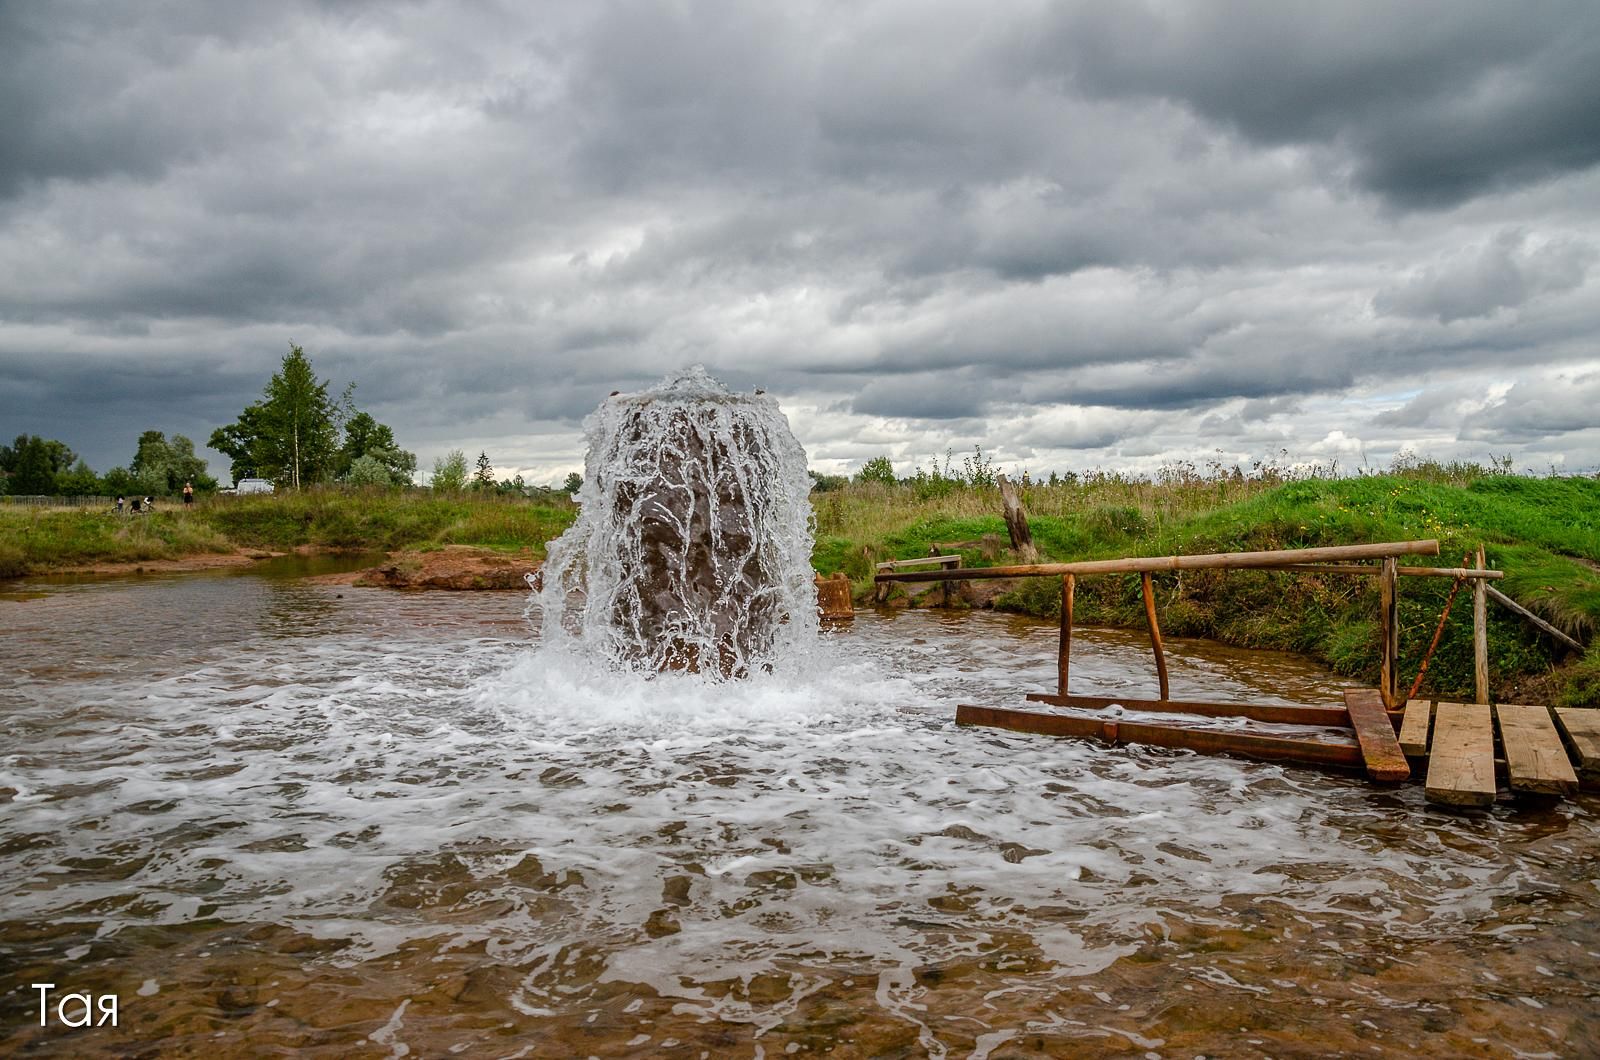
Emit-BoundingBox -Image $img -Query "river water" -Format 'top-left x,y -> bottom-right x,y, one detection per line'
2,562 -> 1597,1057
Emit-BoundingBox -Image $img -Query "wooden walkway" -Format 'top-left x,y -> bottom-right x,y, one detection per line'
894,536 -> 1594,807
956,691 -> 1598,809
1400,698 -> 1591,806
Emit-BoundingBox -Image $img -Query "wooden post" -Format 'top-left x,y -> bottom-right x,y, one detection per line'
1473,545 -> 1489,705
1141,571 -> 1170,701
1057,573 -> 1074,697
996,474 -> 1037,563
1379,557 -> 1398,709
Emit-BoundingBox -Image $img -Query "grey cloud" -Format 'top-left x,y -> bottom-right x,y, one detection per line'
2,1 -> 1599,480
849,373 -> 992,420
1371,385 -> 1479,429
1373,231 -> 1593,323
1460,373 -> 1600,442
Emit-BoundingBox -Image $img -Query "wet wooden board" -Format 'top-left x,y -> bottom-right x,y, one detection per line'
1495,704 -> 1578,796
1343,689 -> 1410,782
1425,702 -> 1497,807
1024,693 -> 1350,728
956,704 -> 1365,771
1397,698 -> 1433,757
1552,708 -> 1600,782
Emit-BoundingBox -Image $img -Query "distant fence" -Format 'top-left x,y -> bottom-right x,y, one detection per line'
0,495 -> 119,508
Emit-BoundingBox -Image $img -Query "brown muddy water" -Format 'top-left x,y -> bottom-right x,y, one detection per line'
2,562 -> 1597,1058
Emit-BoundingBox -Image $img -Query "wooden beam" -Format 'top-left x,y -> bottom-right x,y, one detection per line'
1473,546 -> 1489,705
955,704 -> 1365,771
1552,708 -> 1600,783
1425,702 -> 1497,807
1485,584 -> 1585,652
873,539 -> 1442,584
1024,692 -> 1352,727
1057,573 -> 1074,698
1397,698 -> 1434,757
875,554 -> 963,572
1274,564 -> 1503,579
1494,704 -> 1578,797
1379,557 -> 1399,709
1140,571 -> 1170,702
1343,689 -> 1410,782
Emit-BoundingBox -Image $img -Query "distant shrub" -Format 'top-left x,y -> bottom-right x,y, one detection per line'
344,454 -> 394,487
855,456 -> 897,486
432,450 -> 468,492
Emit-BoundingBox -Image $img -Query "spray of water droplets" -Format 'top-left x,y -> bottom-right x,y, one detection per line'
538,365 -> 819,680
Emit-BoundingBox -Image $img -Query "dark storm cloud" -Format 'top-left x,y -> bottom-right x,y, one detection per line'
1030,1 -> 1600,208
2,0 -> 1598,478
849,373 -> 992,420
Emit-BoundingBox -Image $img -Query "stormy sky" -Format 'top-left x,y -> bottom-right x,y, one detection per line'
3,1 -> 1598,485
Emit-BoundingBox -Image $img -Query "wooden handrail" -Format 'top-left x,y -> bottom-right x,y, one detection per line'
874,540 -> 1441,583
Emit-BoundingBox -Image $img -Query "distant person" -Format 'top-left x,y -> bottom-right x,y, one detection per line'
143,495 -> 154,513
115,495 -> 125,513
130,496 -> 141,513
183,481 -> 194,506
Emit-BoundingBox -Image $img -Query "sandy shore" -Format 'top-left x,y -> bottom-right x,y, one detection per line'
27,545 -> 540,590
41,550 -> 281,576
310,545 -> 541,590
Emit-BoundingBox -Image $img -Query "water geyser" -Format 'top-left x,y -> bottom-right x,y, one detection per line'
539,366 -> 818,678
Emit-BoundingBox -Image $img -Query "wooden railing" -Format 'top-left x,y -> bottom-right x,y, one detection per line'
875,539 -> 1519,709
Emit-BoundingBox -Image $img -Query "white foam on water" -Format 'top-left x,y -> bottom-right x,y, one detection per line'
4,571 -> 1597,1039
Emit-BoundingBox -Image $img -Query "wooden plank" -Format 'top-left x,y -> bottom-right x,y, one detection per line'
1552,708 -> 1600,782
1425,702 -> 1497,807
1397,698 -> 1433,757
1343,689 -> 1410,782
873,539 -> 1442,584
1473,546 -> 1489,705
1140,571 -> 1170,701
1495,704 -> 1578,796
1024,693 -> 1352,728
1486,585 -> 1585,652
1056,574 -> 1074,698
956,704 -> 1365,771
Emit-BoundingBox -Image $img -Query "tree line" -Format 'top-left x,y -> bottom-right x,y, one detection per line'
0,431 -> 214,498
2,343 -> 582,498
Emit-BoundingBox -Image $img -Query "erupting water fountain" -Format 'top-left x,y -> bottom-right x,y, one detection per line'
539,366 -> 819,678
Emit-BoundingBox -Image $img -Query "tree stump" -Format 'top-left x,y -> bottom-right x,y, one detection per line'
997,474 -> 1037,563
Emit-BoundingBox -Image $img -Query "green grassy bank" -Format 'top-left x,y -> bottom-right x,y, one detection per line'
0,490 -> 578,578
813,468 -> 1600,706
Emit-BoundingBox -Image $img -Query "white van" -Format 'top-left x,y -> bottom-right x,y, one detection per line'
235,478 -> 275,495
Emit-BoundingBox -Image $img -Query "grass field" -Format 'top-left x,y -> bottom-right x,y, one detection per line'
4,467 -> 1595,704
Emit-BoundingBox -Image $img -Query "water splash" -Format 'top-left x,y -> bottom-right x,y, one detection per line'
539,365 -> 818,679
